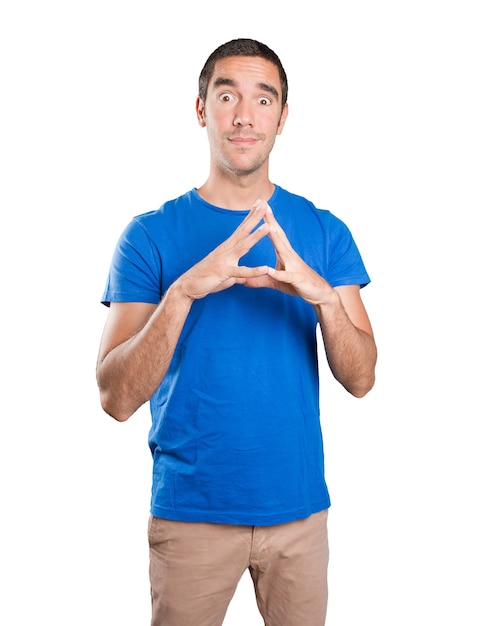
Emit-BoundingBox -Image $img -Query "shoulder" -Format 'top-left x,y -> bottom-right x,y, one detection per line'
132,189 -> 195,229
118,189 -> 197,250
272,185 -> 350,234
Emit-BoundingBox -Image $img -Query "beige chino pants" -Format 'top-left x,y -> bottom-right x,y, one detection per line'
148,509 -> 329,626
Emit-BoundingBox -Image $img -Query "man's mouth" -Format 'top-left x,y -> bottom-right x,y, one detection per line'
228,135 -> 260,145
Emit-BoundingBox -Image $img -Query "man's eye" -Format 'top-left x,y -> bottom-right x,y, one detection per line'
259,97 -> 271,106
220,93 -> 233,102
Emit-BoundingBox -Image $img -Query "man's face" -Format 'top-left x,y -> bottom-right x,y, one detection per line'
196,56 -> 288,178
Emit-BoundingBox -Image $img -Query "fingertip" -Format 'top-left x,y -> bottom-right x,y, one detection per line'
253,198 -> 265,211
252,265 -> 270,275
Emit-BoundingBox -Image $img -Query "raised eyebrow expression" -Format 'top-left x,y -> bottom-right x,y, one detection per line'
212,77 -> 280,102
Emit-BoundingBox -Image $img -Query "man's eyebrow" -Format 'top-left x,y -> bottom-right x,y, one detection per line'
212,77 -> 280,100
259,82 -> 279,100
213,77 -> 236,89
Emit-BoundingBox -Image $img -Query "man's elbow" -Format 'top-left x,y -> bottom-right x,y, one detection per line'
99,389 -> 134,422
348,372 -> 375,398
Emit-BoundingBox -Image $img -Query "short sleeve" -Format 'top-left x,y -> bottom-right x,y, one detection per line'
324,213 -> 370,288
101,218 -> 162,306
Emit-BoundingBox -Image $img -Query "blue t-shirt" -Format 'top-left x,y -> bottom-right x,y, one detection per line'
102,186 -> 370,525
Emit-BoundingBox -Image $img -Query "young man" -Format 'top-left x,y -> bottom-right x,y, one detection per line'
97,38 -> 377,626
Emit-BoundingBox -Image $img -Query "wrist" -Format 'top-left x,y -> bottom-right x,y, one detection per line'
312,286 -> 339,307
166,280 -> 195,308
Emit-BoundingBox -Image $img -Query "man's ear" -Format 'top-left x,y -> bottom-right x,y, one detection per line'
196,96 -> 206,127
277,102 -> 289,135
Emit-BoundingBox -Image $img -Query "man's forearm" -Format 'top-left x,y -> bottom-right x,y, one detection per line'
97,283 -> 193,421
314,296 -> 377,398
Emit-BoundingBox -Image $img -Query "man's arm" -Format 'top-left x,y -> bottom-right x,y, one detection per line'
96,201 -> 273,421
245,200 -> 377,397
314,284 -> 376,397
96,289 -> 190,422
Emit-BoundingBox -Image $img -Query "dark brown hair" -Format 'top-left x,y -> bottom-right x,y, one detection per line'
198,38 -> 288,110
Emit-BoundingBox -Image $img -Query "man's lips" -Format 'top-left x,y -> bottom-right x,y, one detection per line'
228,135 -> 260,145
230,137 -> 257,142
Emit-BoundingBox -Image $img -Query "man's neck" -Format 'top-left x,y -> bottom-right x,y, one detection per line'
197,172 -> 275,211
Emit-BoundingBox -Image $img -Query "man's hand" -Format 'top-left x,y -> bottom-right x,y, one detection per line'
244,199 -> 335,306
176,200 -> 273,301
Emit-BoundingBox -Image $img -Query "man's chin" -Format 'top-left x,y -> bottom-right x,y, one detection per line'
226,157 -> 265,178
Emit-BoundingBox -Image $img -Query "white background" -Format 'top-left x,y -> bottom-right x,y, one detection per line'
1,1 -> 485,624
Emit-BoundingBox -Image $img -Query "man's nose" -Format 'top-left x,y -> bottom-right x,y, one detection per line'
233,103 -> 252,127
